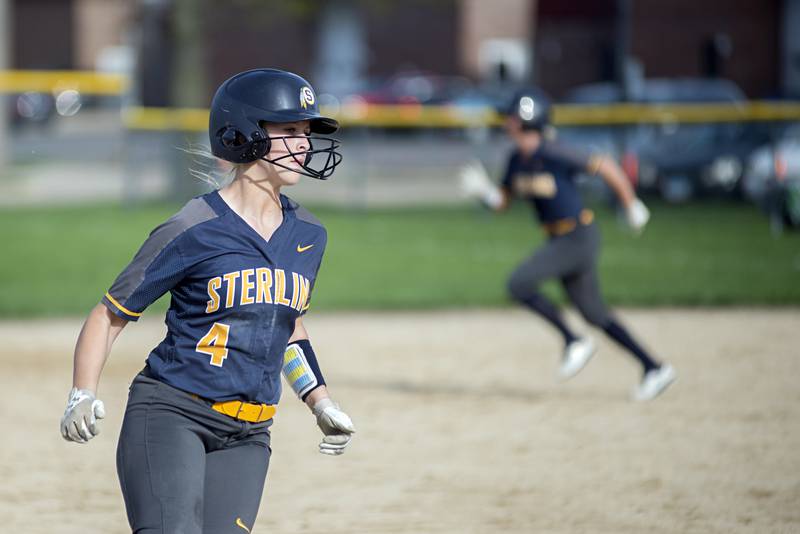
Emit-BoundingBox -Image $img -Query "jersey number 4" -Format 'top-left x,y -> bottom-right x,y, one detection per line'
196,322 -> 231,367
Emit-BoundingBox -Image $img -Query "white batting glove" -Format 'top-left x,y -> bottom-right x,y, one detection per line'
312,398 -> 355,456
625,198 -> 650,234
459,159 -> 503,209
60,388 -> 106,444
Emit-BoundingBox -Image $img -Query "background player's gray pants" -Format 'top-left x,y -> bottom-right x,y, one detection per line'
117,371 -> 272,534
507,223 -> 612,327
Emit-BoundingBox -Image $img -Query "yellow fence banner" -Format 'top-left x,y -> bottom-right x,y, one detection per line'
2,70 -> 800,129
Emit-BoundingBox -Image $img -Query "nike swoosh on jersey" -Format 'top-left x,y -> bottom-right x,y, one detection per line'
296,243 -> 314,253
235,517 -> 251,532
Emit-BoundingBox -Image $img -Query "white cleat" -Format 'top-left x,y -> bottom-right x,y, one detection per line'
558,337 -> 597,381
632,364 -> 677,401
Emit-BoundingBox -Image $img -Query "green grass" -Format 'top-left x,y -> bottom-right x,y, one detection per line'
1,200 -> 799,318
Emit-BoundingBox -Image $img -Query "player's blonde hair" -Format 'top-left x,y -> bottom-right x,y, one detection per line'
181,143 -> 249,189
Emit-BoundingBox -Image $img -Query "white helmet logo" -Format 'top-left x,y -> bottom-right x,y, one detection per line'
519,96 -> 535,121
300,86 -> 315,109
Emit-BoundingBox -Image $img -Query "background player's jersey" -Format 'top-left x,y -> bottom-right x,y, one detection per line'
501,141 -> 594,224
102,190 -> 326,405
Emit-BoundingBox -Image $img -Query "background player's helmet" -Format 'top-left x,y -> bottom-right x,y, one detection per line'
209,68 -> 342,179
506,87 -> 552,131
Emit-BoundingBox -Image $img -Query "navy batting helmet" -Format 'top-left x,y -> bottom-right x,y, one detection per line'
506,87 -> 552,131
209,68 -> 341,179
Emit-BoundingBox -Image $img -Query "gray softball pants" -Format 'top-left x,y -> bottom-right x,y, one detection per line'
507,223 -> 612,327
116,370 -> 272,534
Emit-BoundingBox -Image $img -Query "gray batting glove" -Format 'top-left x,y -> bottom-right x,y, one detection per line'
312,398 -> 355,456
60,388 -> 106,444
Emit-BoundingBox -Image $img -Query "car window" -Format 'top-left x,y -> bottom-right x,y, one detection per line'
641,79 -> 745,104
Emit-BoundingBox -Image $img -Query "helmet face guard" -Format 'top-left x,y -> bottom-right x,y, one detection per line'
209,68 -> 343,179
262,135 -> 342,180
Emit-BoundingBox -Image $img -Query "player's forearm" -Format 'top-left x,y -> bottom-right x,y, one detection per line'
595,156 -> 651,232
594,156 -> 635,207
288,316 -> 309,342
72,303 -> 127,393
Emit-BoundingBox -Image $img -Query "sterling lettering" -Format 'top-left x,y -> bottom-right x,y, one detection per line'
206,267 -> 310,313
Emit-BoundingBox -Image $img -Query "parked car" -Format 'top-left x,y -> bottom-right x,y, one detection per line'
351,71 -> 473,106
10,88 -> 87,128
744,124 -> 800,198
563,78 -> 771,202
338,71 -> 479,135
743,124 -> 800,232
559,82 -> 632,203
11,91 -> 55,126
635,79 -> 770,202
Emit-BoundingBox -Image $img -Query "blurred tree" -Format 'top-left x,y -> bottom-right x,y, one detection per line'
135,0 -> 208,200
230,0 -> 320,22
136,0 -> 209,108
169,0 -> 208,200
0,0 -> 8,171
226,0 -> 407,25
137,0 -> 174,107
313,0 -> 368,96
702,32 -> 733,79
171,0 -> 208,108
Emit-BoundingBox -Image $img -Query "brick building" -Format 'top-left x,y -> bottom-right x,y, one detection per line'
9,0 -> 797,102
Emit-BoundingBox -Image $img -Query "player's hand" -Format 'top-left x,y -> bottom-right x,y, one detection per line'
312,398 -> 355,456
60,387 -> 106,443
459,159 -> 503,209
625,198 -> 650,234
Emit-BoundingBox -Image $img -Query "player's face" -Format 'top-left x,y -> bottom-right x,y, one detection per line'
261,120 -> 313,185
506,118 -> 542,155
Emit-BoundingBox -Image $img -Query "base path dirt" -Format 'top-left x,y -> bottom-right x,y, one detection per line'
2,308 -> 798,533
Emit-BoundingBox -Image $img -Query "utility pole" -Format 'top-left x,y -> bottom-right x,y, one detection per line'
0,0 -> 10,173
138,0 -> 174,108
615,0 -> 632,101
132,0 -> 180,203
170,0 -> 207,199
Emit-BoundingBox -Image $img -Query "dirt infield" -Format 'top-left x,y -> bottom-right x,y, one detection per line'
2,308 -> 798,533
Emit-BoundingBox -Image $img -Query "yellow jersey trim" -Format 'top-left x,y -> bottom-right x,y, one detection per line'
104,292 -> 143,317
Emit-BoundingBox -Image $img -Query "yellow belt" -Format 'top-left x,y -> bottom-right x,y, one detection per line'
192,395 -> 277,423
542,209 -> 594,237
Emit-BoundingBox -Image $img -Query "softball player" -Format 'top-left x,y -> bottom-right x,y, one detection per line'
59,68 -> 355,533
462,88 -> 676,401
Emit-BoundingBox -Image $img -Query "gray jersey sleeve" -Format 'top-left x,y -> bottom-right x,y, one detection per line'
102,197 -> 217,321
543,141 -> 594,176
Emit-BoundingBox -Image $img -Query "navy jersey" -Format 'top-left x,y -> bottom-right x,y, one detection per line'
501,141 -> 598,224
101,190 -> 326,405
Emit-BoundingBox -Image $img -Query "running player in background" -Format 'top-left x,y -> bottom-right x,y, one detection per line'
461,87 -> 676,401
59,68 -> 355,533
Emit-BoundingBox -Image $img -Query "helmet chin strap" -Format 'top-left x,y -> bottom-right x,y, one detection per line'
260,135 -> 342,181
